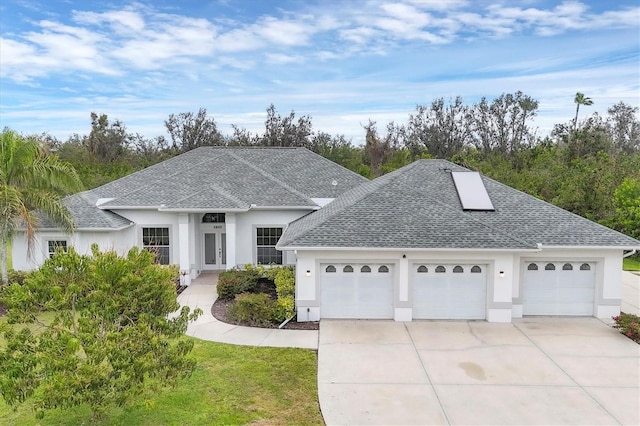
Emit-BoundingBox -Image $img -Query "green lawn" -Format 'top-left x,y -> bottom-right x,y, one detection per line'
623,257 -> 640,271
0,316 -> 323,425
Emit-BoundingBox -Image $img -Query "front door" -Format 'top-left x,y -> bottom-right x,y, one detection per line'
203,232 -> 226,270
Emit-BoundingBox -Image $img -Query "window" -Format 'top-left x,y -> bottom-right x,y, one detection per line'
378,265 -> 389,273
545,263 -> 555,271
343,265 -> 354,273
417,265 -> 428,273
47,240 -> 68,258
256,227 -> 283,264
325,265 -> 336,273
453,265 -> 464,273
562,263 -> 573,271
202,213 -> 225,223
580,263 -> 591,271
361,265 -> 371,273
142,227 -> 170,265
435,265 -> 446,273
527,263 -> 538,271
471,265 -> 482,273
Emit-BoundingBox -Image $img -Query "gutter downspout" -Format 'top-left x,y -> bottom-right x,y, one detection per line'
278,313 -> 296,329
623,249 -> 637,258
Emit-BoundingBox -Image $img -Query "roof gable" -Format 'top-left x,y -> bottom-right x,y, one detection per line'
91,147 -> 367,210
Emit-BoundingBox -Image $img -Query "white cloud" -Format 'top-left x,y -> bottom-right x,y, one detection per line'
0,0 -> 638,146
73,9 -> 146,33
487,1 -> 640,36
0,20 -> 117,81
257,17 -> 312,46
265,53 -> 304,64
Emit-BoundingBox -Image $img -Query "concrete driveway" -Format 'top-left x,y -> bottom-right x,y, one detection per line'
318,319 -> 640,425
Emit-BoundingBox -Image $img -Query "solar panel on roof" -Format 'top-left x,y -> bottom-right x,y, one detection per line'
450,171 -> 495,211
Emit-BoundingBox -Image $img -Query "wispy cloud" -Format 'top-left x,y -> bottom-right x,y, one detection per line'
2,1 -> 637,82
0,1 -> 638,144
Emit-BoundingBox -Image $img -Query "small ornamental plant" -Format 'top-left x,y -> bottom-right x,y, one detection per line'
612,313 -> 640,344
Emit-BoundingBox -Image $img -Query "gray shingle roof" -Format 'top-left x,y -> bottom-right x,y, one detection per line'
94,147 -> 367,209
278,159 -> 640,250
37,192 -> 133,230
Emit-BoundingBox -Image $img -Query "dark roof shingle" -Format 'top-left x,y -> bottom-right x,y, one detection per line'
278,159 -> 640,250
94,147 -> 367,209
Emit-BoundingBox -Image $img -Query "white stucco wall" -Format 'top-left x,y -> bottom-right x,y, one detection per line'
114,210 -> 181,264
295,247 -> 627,323
10,229 -> 130,271
11,208 -> 312,276
295,249 -> 518,323
234,209 -> 311,267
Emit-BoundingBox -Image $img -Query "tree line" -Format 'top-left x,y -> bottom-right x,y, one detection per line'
15,92 -> 640,239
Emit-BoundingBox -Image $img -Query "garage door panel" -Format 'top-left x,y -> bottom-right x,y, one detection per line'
412,264 -> 486,320
522,261 -> 595,316
321,264 -> 393,319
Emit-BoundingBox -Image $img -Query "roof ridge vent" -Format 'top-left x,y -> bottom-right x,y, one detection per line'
450,171 -> 495,211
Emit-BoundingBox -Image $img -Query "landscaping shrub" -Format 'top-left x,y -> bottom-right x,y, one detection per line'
273,267 -> 295,320
227,293 -> 276,326
612,313 -> 640,344
7,270 -> 31,285
216,269 -> 260,300
273,297 -> 295,322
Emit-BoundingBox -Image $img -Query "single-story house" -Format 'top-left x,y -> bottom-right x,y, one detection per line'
13,148 -> 640,323
12,147 -> 367,283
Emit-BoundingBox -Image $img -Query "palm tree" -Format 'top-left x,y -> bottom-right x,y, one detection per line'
573,92 -> 594,133
1,129 -> 83,282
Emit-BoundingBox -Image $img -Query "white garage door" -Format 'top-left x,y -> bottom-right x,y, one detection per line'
412,264 -> 487,319
320,263 -> 393,319
522,261 -> 595,316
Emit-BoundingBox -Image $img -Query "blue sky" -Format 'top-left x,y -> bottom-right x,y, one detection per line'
1,0 -> 638,145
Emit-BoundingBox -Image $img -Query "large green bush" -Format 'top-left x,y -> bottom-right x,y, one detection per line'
217,266 -> 297,324
227,293 -> 276,327
0,245 -> 202,419
216,270 -> 259,300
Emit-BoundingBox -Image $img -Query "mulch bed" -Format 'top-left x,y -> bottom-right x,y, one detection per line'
211,278 -> 319,331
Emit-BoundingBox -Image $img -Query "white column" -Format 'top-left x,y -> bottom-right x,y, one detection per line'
225,213 -> 236,270
178,213 -> 191,285
399,256 -> 409,301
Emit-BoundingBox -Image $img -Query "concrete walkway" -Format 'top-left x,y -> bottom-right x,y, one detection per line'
177,272 -> 318,350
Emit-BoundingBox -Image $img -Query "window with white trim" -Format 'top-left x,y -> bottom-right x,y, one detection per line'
47,240 -> 68,258
142,227 -> 170,265
256,227 -> 283,264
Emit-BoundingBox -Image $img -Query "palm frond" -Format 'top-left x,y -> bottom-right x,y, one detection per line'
1,129 -> 81,261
